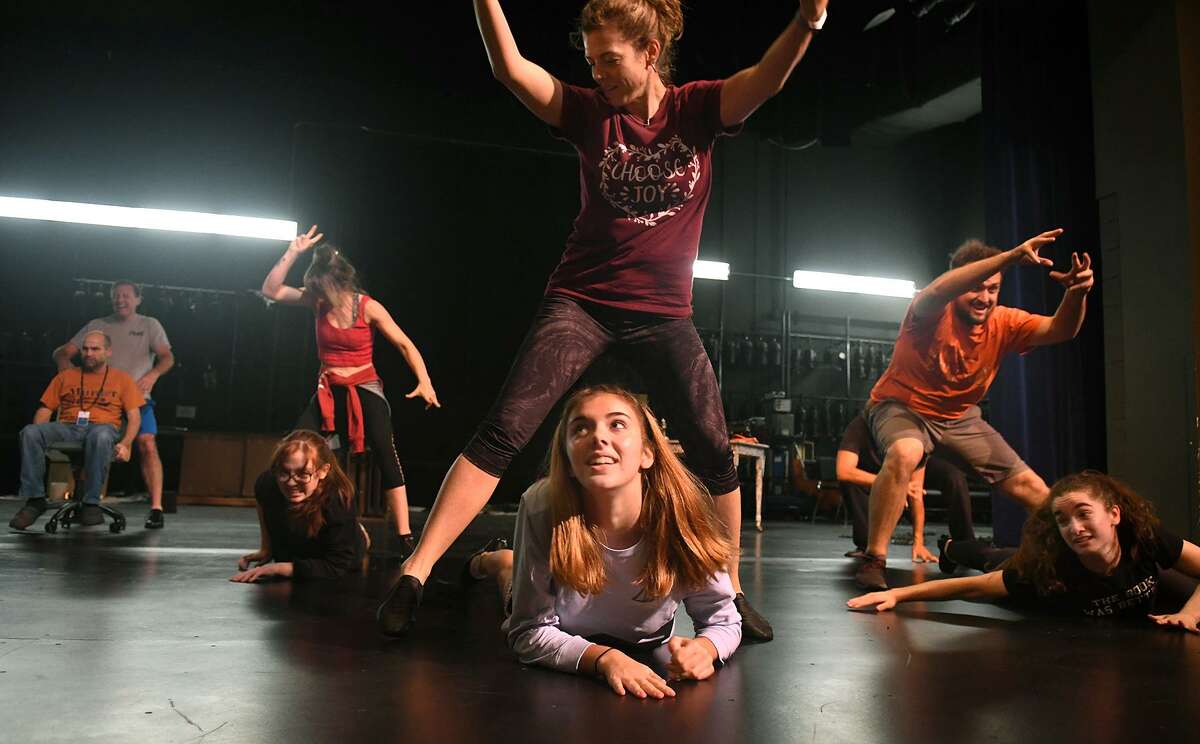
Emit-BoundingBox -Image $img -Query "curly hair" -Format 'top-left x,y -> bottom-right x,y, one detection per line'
576,0 -> 685,84
546,384 -> 733,599
1005,471 -> 1161,595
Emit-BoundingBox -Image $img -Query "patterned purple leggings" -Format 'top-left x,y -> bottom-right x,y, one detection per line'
463,294 -> 738,495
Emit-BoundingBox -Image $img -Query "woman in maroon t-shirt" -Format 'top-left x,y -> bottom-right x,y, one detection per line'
378,0 -> 829,641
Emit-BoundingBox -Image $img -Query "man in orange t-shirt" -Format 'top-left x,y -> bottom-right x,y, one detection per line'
9,331 -> 143,530
854,229 -> 1095,590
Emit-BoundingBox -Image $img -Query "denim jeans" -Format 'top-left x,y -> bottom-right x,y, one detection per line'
19,422 -> 118,504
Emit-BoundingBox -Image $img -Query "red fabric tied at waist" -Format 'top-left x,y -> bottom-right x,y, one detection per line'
316,366 -> 381,454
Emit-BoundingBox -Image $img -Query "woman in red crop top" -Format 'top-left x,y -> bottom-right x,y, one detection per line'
262,225 -> 440,556
377,0 -> 829,641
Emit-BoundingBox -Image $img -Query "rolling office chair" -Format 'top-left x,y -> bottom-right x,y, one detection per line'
43,436 -> 126,534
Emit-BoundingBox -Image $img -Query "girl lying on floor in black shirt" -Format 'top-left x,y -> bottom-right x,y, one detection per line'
230,430 -> 368,582
848,471 -> 1200,632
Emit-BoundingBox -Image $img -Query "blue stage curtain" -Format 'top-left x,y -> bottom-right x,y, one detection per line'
980,0 -> 1106,544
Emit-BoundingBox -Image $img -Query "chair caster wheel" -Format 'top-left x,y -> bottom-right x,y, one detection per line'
45,522 -> 57,534
109,522 -> 123,534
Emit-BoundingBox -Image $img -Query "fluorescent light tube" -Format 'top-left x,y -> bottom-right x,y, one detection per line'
693,260 -> 730,281
792,270 -> 915,298
0,196 -> 297,240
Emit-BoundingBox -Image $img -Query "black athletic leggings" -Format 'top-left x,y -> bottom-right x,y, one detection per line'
297,384 -> 406,489
462,294 -> 738,495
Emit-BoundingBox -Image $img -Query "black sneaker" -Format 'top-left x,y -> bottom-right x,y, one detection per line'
377,575 -> 423,638
79,503 -> 104,526
937,534 -> 957,575
145,508 -> 166,532
844,547 -> 867,559
733,593 -> 774,643
854,553 -> 888,590
9,498 -> 47,530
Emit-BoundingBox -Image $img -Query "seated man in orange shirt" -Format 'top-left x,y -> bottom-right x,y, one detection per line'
855,229 -> 1095,590
9,331 -> 143,530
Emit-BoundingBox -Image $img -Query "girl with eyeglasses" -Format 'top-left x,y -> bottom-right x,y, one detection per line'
231,430 -> 369,582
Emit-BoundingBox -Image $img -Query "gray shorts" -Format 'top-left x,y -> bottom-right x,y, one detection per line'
866,401 -> 1030,485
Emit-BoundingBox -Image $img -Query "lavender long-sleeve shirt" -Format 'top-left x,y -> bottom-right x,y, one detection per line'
501,480 -> 742,674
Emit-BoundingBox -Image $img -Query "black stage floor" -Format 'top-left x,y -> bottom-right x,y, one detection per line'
3,505 -> 1198,743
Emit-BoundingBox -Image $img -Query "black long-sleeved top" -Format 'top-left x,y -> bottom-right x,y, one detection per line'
254,471 -> 365,580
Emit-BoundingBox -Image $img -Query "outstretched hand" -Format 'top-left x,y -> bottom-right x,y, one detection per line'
847,590 -> 899,612
288,225 -> 324,254
1010,229 -> 1061,268
1148,611 -> 1200,634
1049,252 -> 1094,295
406,380 -> 441,410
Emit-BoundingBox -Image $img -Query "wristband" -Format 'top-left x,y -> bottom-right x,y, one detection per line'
593,647 -> 615,676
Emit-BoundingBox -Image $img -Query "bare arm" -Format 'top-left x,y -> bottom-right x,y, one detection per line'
908,467 -> 935,562
137,343 -> 175,396
847,570 -> 1009,612
911,229 -> 1060,321
32,406 -> 52,425
720,0 -> 826,127
114,407 -> 141,462
835,450 -> 875,489
261,225 -> 322,305
1027,252 -> 1094,346
365,300 -> 440,409
1149,540 -> 1200,633
52,342 -> 79,371
475,0 -> 564,126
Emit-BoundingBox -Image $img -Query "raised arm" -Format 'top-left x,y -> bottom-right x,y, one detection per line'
261,225 -> 322,305
911,229 -> 1061,321
847,570 -> 1008,612
52,341 -> 79,372
719,0 -> 827,127
1026,251 -> 1095,347
364,300 -> 440,409
475,0 -> 564,126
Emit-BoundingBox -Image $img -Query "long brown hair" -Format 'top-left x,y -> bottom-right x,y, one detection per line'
302,243 -> 362,304
577,0 -> 685,84
547,385 -> 733,599
270,430 -> 356,538
1006,471 -> 1161,594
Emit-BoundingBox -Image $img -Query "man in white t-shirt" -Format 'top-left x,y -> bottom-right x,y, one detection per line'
53,280 -> 175,528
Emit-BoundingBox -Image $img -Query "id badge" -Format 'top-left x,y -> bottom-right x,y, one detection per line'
75,410 -> 91,426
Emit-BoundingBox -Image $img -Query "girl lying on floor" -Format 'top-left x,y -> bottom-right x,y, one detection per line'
848,471 -> 1200,632
465,385 -> 742,698
231,430 -> 368,582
